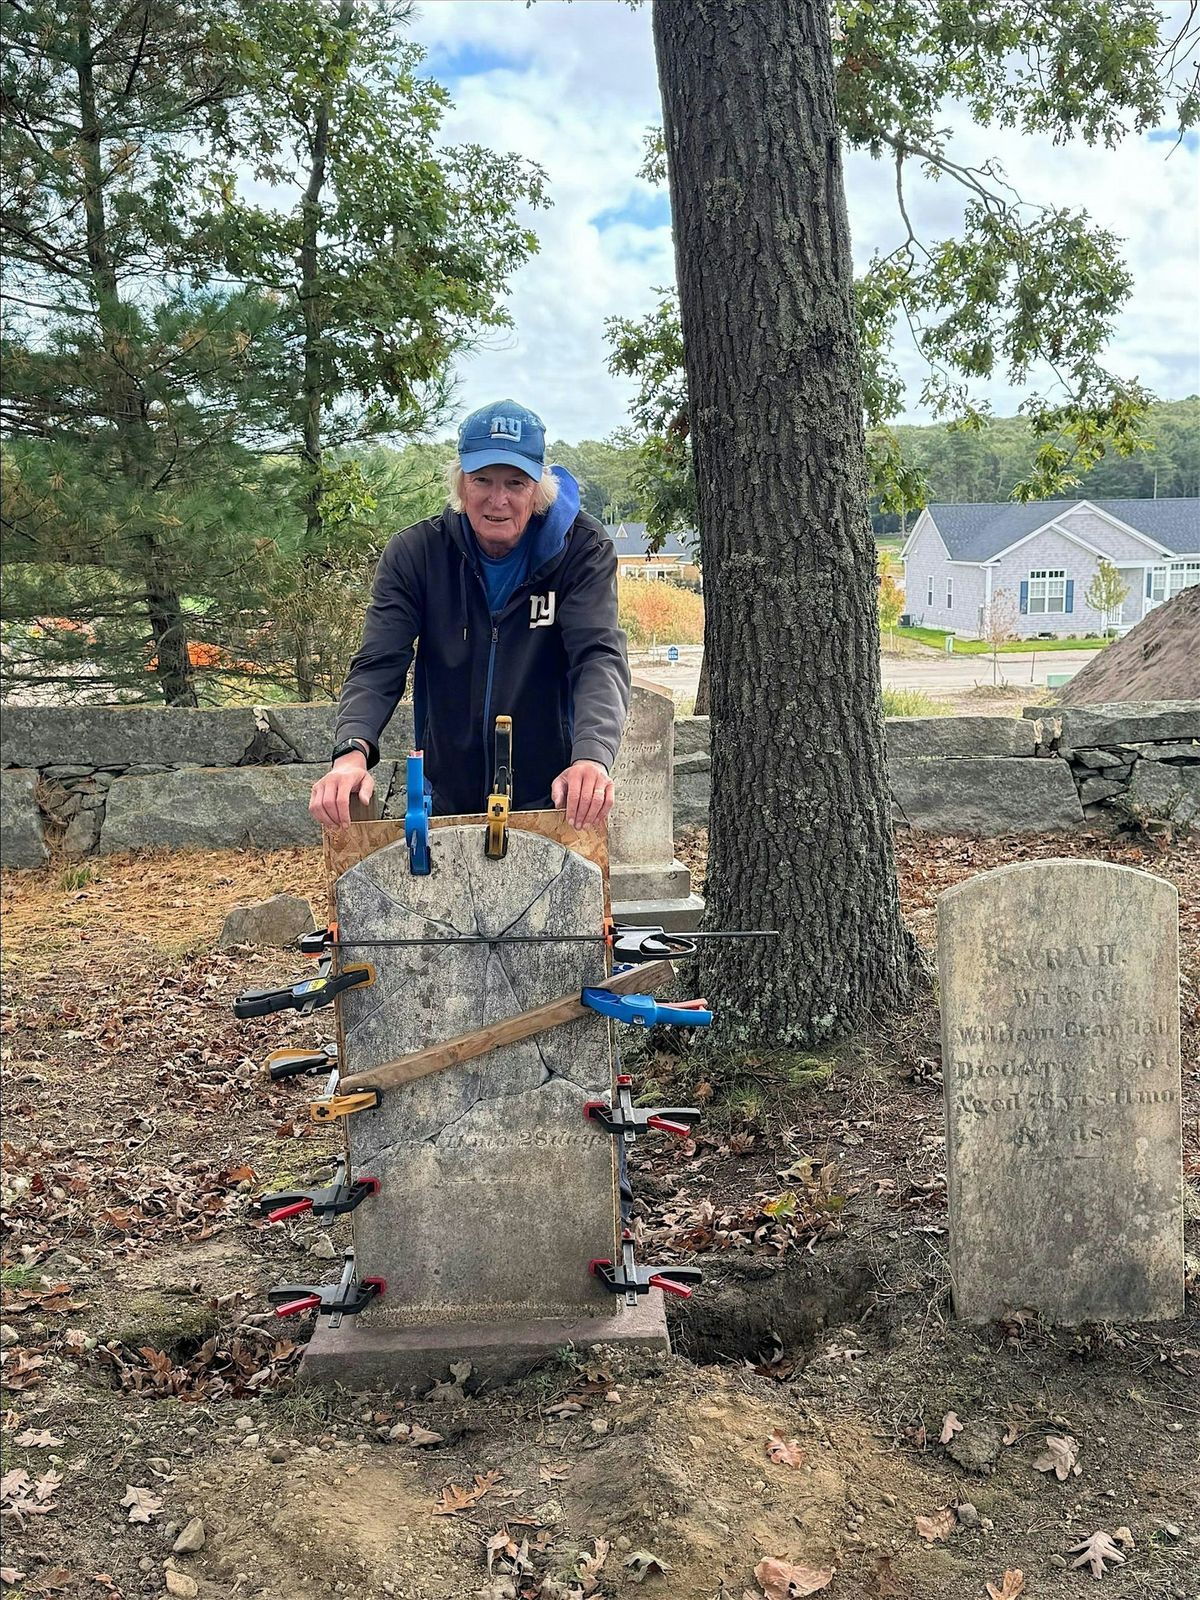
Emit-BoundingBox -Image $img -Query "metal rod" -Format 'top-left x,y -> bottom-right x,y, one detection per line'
316,929 -> 779,950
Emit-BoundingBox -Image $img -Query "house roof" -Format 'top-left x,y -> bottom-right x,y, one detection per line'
922,498 -> 1198,562
604,521 -> 694,560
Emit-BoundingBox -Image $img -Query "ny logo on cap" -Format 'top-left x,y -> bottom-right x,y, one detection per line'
490,416 -> 523,442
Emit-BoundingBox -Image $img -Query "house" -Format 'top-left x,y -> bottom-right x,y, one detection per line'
605,521 -> 700,584
900,498 -> 1199,639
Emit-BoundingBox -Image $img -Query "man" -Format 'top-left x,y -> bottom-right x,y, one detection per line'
310,400 -> 631,831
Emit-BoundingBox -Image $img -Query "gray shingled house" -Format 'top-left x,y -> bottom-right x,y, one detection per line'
900,498 -> 1199,639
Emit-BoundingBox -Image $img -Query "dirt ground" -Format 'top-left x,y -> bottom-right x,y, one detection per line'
1,826 -> 1197,1600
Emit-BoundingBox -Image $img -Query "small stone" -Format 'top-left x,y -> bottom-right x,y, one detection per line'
172,1518 -> 205,1554
590,1418 -> 609,1434
235,1416 -> 254,1432
242,1432 -> 260,1448
1160,1522 -> 1181,1539
218,893 -> 316,951
1048,1554 -> 1068,1570
269,1446 -> 290,1464
956,1503 -> 980,1528
0,1325 -> 18,1348
160,1524 -> 180,1547
164,1571 -> 198,1598
880,1493 -> 897,1508
309,1234 -> 338,1260
138,1559 -> 154,1574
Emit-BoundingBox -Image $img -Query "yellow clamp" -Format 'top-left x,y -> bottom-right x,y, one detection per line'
309,1089 -> 381,1124
485,713 -> 513,860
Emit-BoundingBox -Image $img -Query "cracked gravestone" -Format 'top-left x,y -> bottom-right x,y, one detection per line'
334,824 -> 620,1331
938,860 -> 1183,1324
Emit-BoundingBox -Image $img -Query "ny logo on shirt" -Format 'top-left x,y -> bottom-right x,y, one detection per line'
529,592 -> 556,628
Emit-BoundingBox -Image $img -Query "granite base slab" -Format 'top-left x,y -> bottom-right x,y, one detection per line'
611,894 -> 705,932
299,1292 -> 671,1394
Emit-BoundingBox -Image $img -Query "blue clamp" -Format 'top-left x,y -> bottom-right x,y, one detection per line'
581,989 -> 713,1028
405,750 -> 432,875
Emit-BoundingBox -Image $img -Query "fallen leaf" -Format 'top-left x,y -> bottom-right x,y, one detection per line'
432,1470 -> 501,1516
577,1537 -> 610,1588
766,1430 -> 806,1468
1068,1530 -> 1125,1579
985,1571 -> 1025,1600
486,1528 -> 517,1573
754,1556 -> 834,1598
408,1424 -> 443,1447
1033,1434 -> 1080,1481
914,1507 -> 956,1543
539,1464 -> 570,1483
0,1571 -> 27,1587
14,1430 -> 63,1448
624,1550 -> 671,1582
120,1484 -> 162,1523
939,1411 -> 963,1444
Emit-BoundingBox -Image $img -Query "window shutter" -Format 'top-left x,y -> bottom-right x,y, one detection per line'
1019,580 -> 1028,614
1065,579 -> 1074,614
1145,571 -> 1153,598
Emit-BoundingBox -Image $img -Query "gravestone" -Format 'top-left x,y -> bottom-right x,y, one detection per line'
609,678 -> 703,929
301,822 -> 670,1389
938,860 -> 1183,1324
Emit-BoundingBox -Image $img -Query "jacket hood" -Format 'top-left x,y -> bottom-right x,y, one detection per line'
450,465 -> 581,577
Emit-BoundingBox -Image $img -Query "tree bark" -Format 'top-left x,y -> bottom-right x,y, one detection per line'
693,647 -> 711,717
653,0 -> 913,1047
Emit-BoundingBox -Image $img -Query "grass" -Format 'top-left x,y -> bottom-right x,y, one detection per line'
58,862 -> 98,891
900,626 -> 1111,655
0,1264 -> 42,1290
881,687 -> 952,718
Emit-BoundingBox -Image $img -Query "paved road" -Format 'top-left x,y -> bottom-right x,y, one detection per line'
630,645 -> 1098,700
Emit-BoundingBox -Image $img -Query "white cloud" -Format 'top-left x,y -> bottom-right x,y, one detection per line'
410,0 -> 1199,440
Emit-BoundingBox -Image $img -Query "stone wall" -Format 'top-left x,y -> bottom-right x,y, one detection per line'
2,699 -> 1197,867
670,702 -> 1199,836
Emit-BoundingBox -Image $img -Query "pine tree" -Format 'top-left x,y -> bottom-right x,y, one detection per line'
1,0 -> 286,704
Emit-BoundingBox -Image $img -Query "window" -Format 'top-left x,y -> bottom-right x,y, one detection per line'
926,576 -> 934,606
1028,569 -> 1066,615
1168,560 -> 1200,598
946,576 -> 953,610
1149,561 -> 1200,603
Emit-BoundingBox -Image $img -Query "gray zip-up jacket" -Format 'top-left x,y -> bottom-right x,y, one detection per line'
334,468 -> 631,815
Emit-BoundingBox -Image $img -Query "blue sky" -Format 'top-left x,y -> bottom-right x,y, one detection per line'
409,0 -> 1200,444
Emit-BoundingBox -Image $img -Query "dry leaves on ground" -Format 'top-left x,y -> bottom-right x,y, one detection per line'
624,1550 -> 671,1582
13,1430 -> 62,1448
0,1468 -> 61,1524
986,1571 -> 1025,1600
752,1556 -> 834,1598
765,1430 -> 806,1468
939,1411 -> 963,1444
433,1470 -> 502,1516
914,1507 -> 957,1543
1032,1433 -> 1081,1481
120,1485 -> 162,1523
1068,1531 -> 1126,1579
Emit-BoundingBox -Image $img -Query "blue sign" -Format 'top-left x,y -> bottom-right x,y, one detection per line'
667,645 -> 679,663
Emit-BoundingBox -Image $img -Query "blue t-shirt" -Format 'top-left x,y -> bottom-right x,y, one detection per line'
474,523 -> 538,614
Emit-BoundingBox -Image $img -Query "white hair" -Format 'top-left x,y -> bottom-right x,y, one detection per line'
446,460 -> 559,515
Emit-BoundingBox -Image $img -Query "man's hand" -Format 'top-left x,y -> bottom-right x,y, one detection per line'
309,752 -> 375,830
551,759 -> 614,830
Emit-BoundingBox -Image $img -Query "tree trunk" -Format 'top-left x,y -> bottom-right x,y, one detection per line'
76,0 -> 196,706
292,0 -> 354,702
653,0 -> 913,1048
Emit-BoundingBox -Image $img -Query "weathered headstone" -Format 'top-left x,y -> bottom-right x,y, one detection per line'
938,860 -> 1183,1324
302,823 -> 669,1388
609,678 -> 703,928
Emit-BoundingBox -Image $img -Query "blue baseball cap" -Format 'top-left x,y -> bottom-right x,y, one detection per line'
457,399 -> 546,481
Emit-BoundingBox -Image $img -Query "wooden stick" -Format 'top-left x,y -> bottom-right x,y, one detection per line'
339,960 -> 675,1095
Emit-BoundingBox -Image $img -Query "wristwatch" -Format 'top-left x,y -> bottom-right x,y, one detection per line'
331,737 -> 372,766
